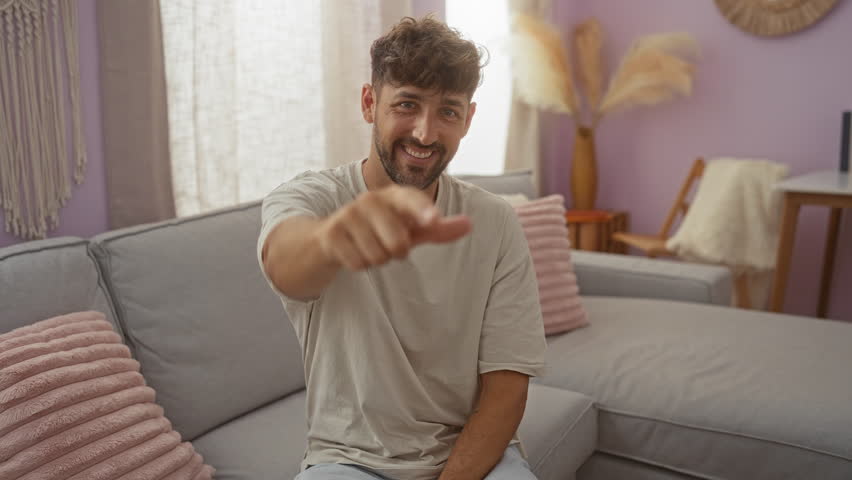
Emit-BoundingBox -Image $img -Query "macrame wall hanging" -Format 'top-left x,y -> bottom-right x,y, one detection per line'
0,0 -> 86,240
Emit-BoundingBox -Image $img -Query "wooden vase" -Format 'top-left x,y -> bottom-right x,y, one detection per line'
571,126 -> 597,210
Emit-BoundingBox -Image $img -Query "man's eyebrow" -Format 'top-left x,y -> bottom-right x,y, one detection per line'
395,91 -> 423,101
395,91 -> 465,108
442,98 -> 464,108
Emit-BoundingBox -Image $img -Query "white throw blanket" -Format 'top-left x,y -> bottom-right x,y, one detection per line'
666,158 -> 789,272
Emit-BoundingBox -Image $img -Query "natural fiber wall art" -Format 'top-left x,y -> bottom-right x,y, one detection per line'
715,0 -> 839,37
0,0 -> 86,240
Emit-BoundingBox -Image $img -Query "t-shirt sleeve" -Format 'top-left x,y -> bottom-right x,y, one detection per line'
478,205 -> 547,377
256,171 -> 340,302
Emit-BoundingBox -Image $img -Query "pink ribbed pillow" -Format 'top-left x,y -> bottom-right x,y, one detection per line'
0,311 -> 215,480
513,194 -> 588,335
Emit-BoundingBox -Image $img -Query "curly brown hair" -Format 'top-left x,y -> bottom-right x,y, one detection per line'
370,16 -> 486,100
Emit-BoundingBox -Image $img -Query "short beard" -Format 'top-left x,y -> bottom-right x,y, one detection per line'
374,128 -> 449,190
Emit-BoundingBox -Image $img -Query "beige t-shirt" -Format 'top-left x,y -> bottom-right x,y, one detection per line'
257,161 -> 546,480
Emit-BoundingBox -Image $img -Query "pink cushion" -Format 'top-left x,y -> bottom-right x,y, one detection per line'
513,195 -> 588,335
0,311 -> 215,480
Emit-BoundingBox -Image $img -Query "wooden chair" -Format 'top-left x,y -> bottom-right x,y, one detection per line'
612,157 -> 752,309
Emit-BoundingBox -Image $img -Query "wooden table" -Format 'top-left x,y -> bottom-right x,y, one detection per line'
770,170 -> 852,317
565,210 -> 629,253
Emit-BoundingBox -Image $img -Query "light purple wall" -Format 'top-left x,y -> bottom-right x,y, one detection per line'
0,0 -> 107,248
543,0 -> 852,320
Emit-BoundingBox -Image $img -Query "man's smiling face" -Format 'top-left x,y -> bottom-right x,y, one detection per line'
364,84 -> 476,190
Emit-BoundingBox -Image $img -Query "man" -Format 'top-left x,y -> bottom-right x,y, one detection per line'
258,16 -> 546,480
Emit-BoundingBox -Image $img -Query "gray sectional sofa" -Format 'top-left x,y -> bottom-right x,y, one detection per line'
2,173 -> 851,479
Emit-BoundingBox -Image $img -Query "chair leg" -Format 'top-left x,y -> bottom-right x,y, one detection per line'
734,273 -> 751,309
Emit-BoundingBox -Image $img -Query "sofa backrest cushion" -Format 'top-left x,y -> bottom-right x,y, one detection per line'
455,169 -> 538,198
0,237 -> 119,334
90,201 -> 304,441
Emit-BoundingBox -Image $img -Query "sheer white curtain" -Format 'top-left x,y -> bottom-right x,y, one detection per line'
505,0 -> 551,194
160,1 -> 410,216
444,0 -> 550,189
445,0 -> 511,176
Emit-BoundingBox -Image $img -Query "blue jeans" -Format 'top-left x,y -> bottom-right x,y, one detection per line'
295,445 -> 537,479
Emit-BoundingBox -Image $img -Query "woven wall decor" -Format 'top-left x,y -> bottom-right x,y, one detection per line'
714,0 -> 839,37
0,0 -> 87,240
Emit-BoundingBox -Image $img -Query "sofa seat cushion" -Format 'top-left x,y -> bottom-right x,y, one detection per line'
0,237 -> 118,334
192,390 -> 308,480
578,452 -> 700,480
536,297 -> 852,479
519,384 -> 597,480
193,384 -> 595,480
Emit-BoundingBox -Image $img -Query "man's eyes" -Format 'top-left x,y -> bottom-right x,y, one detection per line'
393,102 -> 460,119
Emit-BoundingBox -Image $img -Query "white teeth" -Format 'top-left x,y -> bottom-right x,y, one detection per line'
404,146 -> 433,159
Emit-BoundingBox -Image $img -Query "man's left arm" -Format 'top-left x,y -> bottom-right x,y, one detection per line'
438,370 -> 530,480
439,204 -> 547,479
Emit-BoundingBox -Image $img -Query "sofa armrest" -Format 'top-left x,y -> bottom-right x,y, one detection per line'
571,251 -> 732,305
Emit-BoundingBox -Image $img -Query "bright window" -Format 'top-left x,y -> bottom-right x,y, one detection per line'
445,0 -> 511,176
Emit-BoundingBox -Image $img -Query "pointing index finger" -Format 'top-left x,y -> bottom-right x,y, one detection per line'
383,186 -> 439,227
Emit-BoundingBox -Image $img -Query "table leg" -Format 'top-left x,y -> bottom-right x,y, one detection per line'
770,195 -> 800,313
817,208 -> 843,318
734,272 -> 751,309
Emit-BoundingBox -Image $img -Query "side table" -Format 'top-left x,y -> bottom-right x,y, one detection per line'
565,210 -> 629,253
770,170 -> 852,317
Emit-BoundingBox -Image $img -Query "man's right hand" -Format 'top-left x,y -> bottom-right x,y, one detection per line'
315,185 -> 471,271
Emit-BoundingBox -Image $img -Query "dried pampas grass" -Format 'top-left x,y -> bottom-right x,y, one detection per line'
509,15 -> 699,128
633,32 -> 700,58
510,13 -> 580,116
599,50 -> 694,116
573,18 -> 605,117
599,33 -> 698,120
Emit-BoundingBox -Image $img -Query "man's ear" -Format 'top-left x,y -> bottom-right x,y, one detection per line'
361,84 -> 376,124
463,101 -> 477,137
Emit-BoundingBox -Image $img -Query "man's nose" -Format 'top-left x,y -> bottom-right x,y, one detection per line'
412,113 -> 439,146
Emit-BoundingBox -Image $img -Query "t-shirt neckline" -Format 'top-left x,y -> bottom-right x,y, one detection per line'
354,159 -> 448,213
